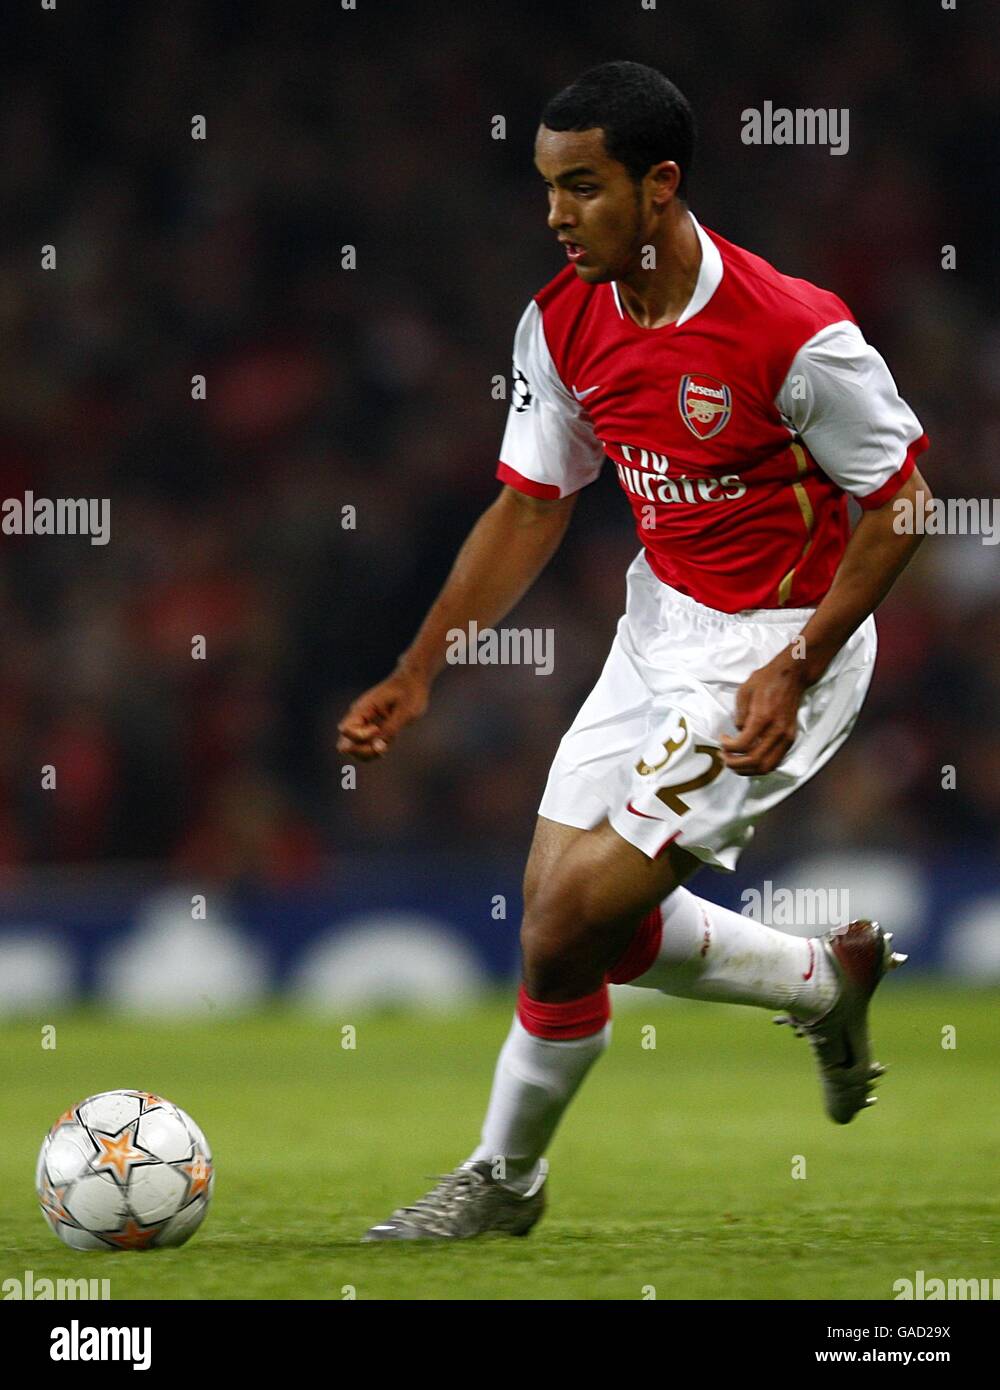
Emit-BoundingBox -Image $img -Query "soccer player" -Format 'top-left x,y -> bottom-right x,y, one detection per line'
338,61 -> 930,1241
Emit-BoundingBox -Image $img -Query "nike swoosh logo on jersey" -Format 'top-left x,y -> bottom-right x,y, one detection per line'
626,799 -> 667,821
571,384 -> 601,400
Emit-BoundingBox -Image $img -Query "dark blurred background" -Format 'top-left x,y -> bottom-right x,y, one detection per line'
1,1 -> 997,991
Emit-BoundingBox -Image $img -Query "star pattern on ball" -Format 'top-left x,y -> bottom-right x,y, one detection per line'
180,1152 -> 213,1199
50,1106 -> 78,1133
103,1217 -> 160,1250
39,1180 -> 73,1223
92,1128 -> 150,1182
125,1090 -> 168,1111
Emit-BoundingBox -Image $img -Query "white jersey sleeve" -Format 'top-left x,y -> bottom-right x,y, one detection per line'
775,320 -> 928,509
497,300 -> 606,498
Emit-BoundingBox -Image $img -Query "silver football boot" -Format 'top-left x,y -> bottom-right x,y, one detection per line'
363,1159 -> 548,1241
775,919 -> 907,1124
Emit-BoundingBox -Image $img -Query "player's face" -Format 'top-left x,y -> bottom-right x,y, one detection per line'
534,126 -> 648,283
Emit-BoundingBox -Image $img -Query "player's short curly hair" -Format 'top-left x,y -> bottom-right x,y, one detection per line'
540,61 -> 695,198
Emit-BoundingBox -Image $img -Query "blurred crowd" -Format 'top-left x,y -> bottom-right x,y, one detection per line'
1,0 -> 998,885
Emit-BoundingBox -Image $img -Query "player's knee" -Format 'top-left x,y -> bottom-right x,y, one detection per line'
520,883 -> 597,1000
522,845 -> 567,919
522,863 -> 544,919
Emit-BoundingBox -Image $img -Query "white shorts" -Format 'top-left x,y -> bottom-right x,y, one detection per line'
538,550 -> 877,871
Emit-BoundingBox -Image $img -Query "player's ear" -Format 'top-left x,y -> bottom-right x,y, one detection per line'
647,160 -> 681,208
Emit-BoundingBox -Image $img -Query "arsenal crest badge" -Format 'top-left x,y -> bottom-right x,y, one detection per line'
678,374 -> 732,440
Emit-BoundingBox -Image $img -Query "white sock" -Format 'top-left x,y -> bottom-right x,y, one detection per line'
630,887 -> 837,1018
468,1016 -> 610,1193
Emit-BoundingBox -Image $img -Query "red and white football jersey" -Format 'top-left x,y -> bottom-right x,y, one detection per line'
497,215 -> 929,613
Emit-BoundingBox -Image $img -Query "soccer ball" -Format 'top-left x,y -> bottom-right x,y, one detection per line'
36,1090 -> 214,1251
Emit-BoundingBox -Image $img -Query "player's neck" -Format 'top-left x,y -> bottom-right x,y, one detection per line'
616,207 -> 701,330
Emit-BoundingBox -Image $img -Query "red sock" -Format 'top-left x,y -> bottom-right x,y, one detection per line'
517,983 -> 610,1040
606,906 -> 664,985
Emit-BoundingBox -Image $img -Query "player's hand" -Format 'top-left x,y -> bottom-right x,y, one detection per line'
336,666 -> 430,761
719,651 -> 807,776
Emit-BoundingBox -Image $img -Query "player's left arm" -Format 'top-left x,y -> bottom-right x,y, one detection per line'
721,467 -> 932,775
723,313 -> 933,777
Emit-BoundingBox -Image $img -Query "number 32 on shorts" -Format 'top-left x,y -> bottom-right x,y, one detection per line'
634,714 -> 726,816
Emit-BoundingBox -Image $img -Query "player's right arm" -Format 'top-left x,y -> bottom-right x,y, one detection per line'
337,297 -> 605,762
336,485 -> 577,761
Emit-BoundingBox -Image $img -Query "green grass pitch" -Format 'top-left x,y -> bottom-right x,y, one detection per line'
1,986 -> 997,1300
